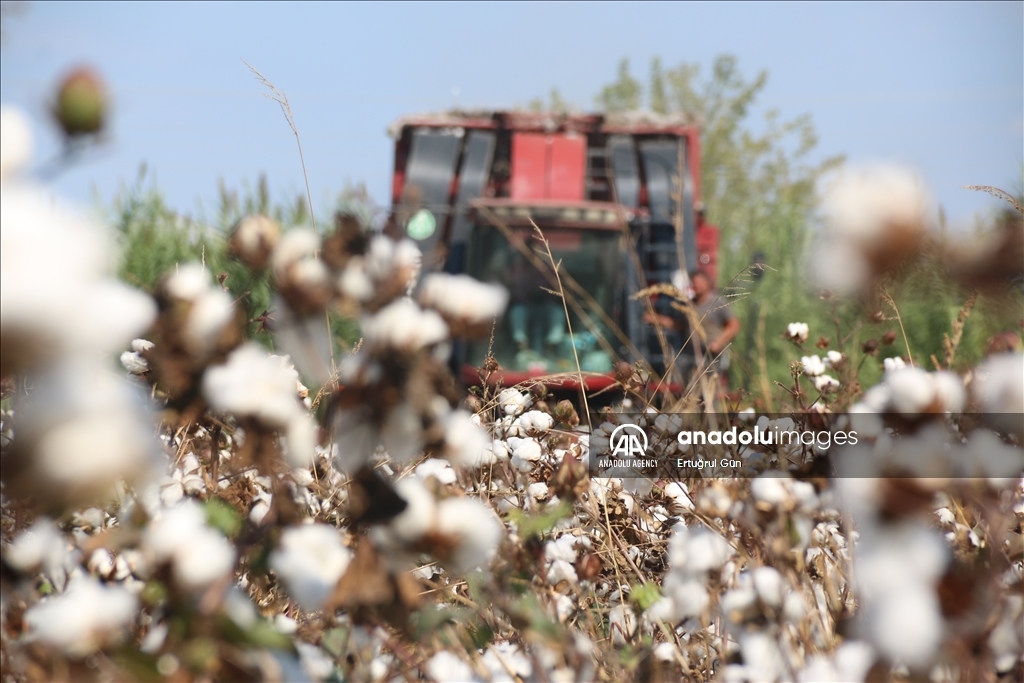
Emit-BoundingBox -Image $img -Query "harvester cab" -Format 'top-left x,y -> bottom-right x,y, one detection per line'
387,111 -> 717,391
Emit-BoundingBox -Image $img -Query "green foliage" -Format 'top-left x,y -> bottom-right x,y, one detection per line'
111,168 -> 366,350
506,500 -> 572,540
595,58 -> 643,112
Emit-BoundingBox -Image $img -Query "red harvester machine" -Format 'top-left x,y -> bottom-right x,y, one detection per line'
387,110 -> 719,391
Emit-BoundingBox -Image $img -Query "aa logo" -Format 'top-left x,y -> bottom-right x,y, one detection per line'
610,424 -> 648,458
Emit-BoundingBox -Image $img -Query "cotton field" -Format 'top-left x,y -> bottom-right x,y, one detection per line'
1,100 -> 1022,683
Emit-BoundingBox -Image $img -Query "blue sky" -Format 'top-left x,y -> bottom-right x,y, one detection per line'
1,1 -> 1021,227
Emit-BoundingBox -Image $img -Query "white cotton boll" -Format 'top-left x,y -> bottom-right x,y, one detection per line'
444,410 -> 491,468
24,576 -> 137,657
783,591 -> 806,623
813,241 -> 872,296
934,507 -> 955,526
87,549 -> 114,578
388,477 -> 437,543
801,355 -> 826,377
29,361 -> 157,498
751,475 -> 791,508
338,257 -> 374,301
497,388 -> 532,416
269,524 -> 352,612
662,575 -> 709,618
886,367 -> 937,414
164,263 -> 209,301
834,641 -> 877,682
183,287 -> 233,358
173,527 -> 236,592
787,322 -> 809,343
419,273 -> 509,323
144,500 -> 235,591
78,279 -> 158,354
740,632 -> 784,682
249,495 -> 271,525
283,415 -> 317,469
663,481 -> 694,511
752,567 -> 785,607
813,374 -> 840,392
362,298 -> 448,351
381,401 -> 424,462
120,350 -> 149,375
679,526 -> 734,574
435,497 -> 503,572
1,184 -> 154,361
6,518 -> 67,574
364,235 -> 396,279
972,353 -> 1024,414
482,642 -> 533,682
426,651 -> 477,683
608,604 -> 637,646
721,585 -> 757,624
1,106 -> 32,183
416,458 -> 457,485
528,482 -> 550,502
547,559 -> 578,585
203,343 -> 305,428
393,238 -> 421,273
931,371 -> 964,413
510,437 -> 542,462
883,356 -> 906,373
271,228 -> 320,277
823,165 -> 930,245
544,535 -> 578,563
868,585 -> 942,668
856,524 -> 948,598
961,430 -> 1023,482
131,338 -> 155,353
825,350 -> 843,366
275,613 -> 298,635
515,410 -> 554,435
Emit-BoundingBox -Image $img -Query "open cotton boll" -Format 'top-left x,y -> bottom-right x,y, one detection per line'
786,322 -> 809,343
415,458 -> 457,485
801,355 -> 826,377
1,183 -> 154,369
5,518 -> 68,575
751,566 -> 785,607
668,524 -> 735,575
426,651 -> 478,683
203,344 -> 307,428
972,352 -> 1024,414
514,410 -> 554,435
434,497 -> 504,572
497,388 -> 532,416
24,576 -> 137,658
271,227 -> 320,277
608,604 -> 637,646
886,367 -> 938,414
182,287 -> 234,358
443,410 -> 491,468
419,273 -> 509,324
867,584 -> 942,668
813,374 -> 840,392
144,500 -> 236,592
270,524 -> 352,612
883,356 -> 906,373
361,298 -> 448,351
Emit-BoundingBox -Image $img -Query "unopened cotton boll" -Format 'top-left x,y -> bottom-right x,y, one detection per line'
269,524 -> 352,612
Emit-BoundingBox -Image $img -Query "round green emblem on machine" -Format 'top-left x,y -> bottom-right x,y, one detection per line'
407,209 -> 436,240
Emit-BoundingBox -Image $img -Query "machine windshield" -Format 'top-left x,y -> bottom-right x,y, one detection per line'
465,224 -> 623,375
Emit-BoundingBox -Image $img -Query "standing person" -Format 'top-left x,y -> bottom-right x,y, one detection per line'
645,269 -> 740,385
